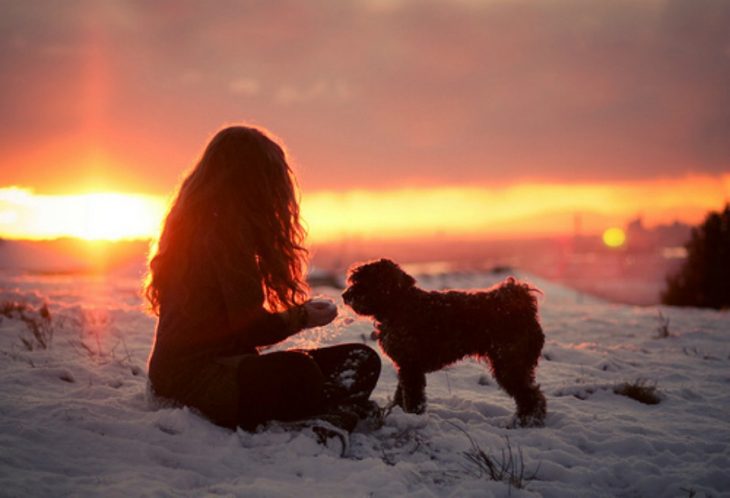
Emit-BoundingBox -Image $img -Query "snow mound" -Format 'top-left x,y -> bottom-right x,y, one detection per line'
1,270 -> 729,497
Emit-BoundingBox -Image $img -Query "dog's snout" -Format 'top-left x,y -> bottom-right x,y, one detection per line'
342,288 -> 353,304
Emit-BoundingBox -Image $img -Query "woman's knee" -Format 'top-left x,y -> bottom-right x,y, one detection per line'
348,344 -> 382,377
285,351 -> 325,390
337,344 -> 382,395
238,351 -> 324,394
237,351 -> 325,426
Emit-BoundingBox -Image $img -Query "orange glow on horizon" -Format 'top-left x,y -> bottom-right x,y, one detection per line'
0,187 -> 167,241
0,174 -> 727,243
303,174 -> 730,243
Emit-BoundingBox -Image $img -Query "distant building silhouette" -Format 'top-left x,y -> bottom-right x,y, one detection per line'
625,217 -> 690,253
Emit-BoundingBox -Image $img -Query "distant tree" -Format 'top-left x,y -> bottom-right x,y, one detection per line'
662,204 -> 730,309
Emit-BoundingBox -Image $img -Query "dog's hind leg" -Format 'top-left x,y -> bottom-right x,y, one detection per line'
491,360 -> 546,427
512,379 -> 546,428
396,366 -> 426,414
488,331 -> 546,427
489,318 -> 547,426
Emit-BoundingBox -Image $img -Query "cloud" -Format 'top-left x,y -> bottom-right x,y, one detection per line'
274,79 -> 351,105
228,77 -> 260,96
0,0 -> 728,193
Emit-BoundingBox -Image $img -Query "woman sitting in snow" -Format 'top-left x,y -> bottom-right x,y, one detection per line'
144,125 -> 381,432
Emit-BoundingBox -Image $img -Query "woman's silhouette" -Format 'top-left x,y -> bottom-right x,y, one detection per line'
144,125 -> 380,431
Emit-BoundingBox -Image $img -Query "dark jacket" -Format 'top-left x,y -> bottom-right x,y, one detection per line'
147,238 -> 292,427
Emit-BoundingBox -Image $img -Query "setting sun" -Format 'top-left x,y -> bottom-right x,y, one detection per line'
602,227 -> 626,248
0,187 -> 166,241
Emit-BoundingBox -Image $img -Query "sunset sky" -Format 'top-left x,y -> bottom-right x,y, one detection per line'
1,0 -> 729,242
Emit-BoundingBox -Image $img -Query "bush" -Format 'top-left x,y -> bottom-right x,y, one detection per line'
662,204 -> 730,309
613,379 -> 661,405
462,434 -> 540,490
1,300 -> 53,350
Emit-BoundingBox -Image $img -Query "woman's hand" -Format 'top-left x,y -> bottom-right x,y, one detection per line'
303,299 -> 337,328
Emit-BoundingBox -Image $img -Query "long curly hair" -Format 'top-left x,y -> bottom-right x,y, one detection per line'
144,125 -> 309,314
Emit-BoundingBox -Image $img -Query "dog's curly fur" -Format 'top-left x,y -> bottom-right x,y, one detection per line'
342,259 -> 546,427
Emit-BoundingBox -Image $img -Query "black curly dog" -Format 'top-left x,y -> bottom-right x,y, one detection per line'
342,259 -> 546,427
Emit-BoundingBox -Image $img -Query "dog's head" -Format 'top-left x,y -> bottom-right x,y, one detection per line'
342,258 -> 416,317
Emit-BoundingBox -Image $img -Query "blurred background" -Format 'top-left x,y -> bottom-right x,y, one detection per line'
1,0 -> 729,305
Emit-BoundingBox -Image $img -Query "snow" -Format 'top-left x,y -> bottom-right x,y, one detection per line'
1,269 -> 729,497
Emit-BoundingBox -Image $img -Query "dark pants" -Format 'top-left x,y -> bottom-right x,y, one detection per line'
235,343 -> 381,430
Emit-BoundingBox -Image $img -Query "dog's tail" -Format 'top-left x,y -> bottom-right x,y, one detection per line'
498,277 -> 541,315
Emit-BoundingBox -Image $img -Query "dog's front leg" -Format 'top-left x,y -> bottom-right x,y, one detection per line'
392,383 -> 403,408
397,367 -> 426,414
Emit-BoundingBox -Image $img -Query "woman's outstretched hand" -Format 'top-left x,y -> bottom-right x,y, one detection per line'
303,299 -> 338,328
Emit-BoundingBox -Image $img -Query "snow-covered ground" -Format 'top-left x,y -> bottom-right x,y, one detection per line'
1,268 -> 729,497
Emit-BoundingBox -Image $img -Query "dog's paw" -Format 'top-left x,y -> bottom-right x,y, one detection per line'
508,413 -> 546,429
401,400 -> 426,415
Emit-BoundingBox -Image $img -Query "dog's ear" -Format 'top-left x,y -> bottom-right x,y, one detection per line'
345,260 -> 370,284
398,269 -> 416,289
376,258 -> 398,271
377,258 -> 407,272
348,258 -> 395,278
379,259 -> 415,289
